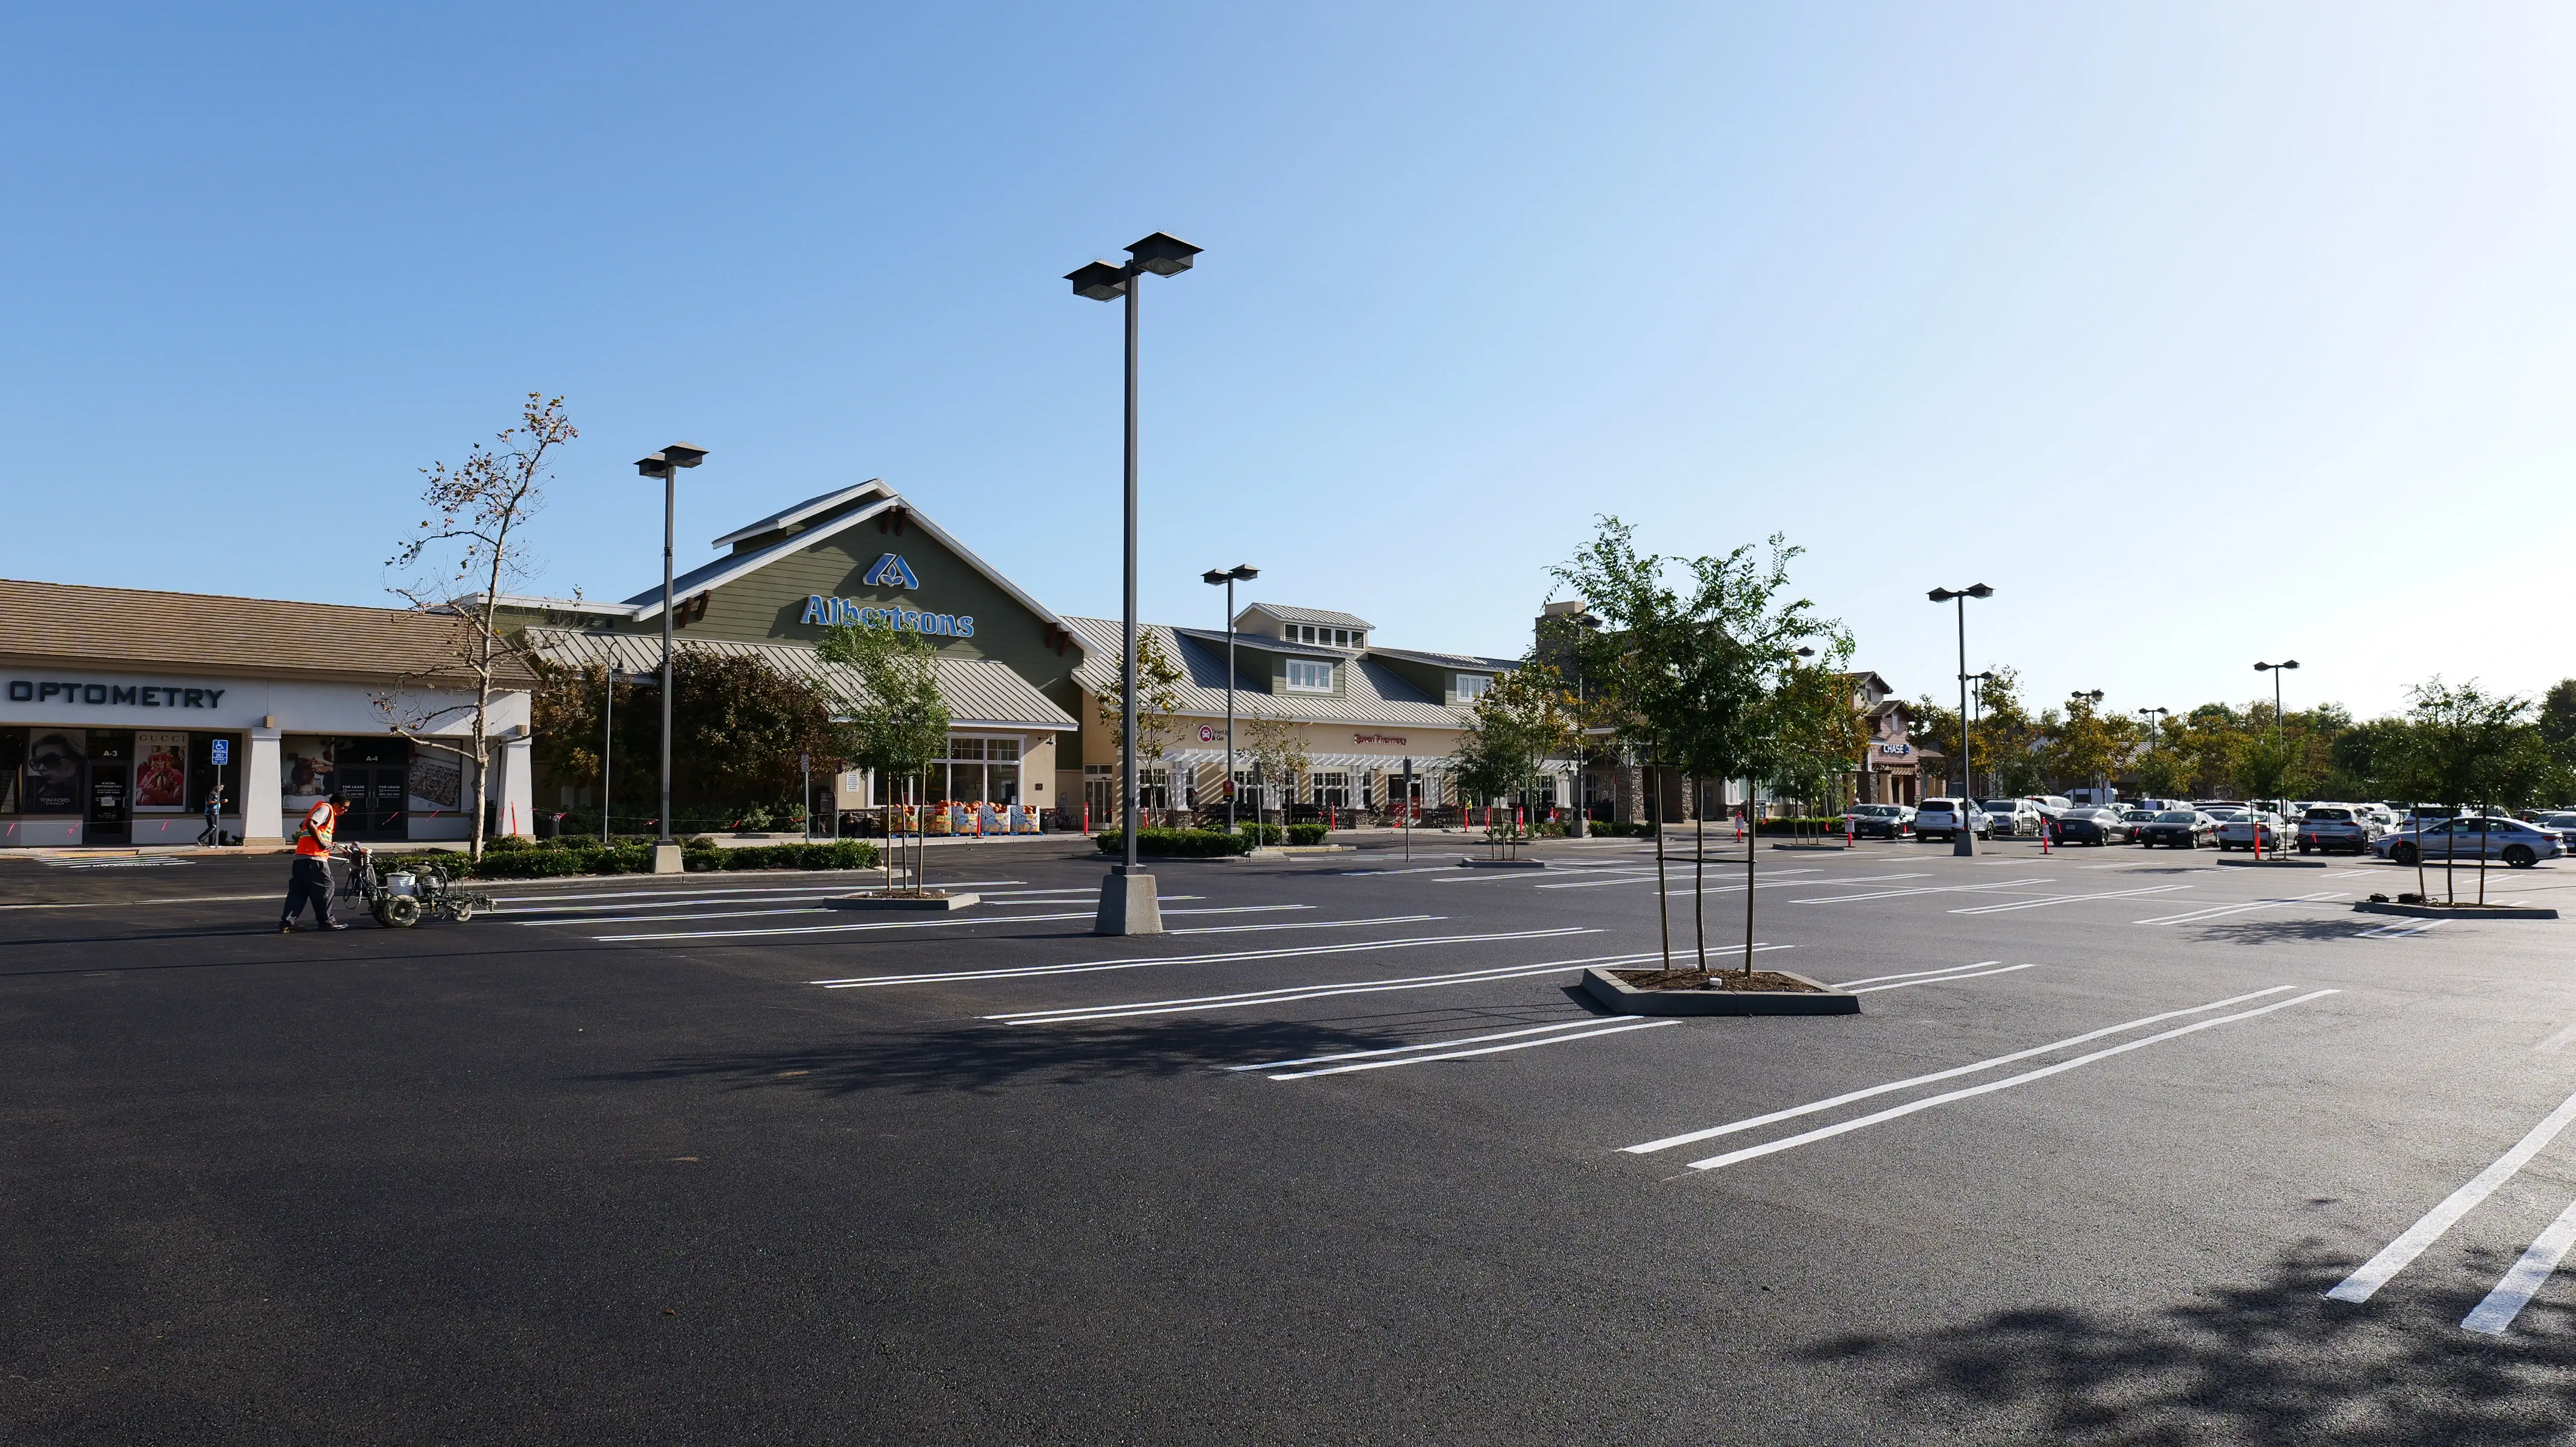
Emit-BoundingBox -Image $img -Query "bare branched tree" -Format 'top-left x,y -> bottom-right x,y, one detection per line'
379,394 -> 576,859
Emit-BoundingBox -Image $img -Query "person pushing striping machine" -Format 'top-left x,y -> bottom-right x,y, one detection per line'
280,790 -> 354,932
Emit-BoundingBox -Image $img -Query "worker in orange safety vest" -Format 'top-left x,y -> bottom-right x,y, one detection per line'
280,789 -> 353,932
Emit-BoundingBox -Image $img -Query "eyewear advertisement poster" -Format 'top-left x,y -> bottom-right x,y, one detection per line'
280,739 -> 335,803
134,731 -> 188,811
25,730 -> 84,815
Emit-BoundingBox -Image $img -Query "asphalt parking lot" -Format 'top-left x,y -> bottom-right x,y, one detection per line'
7,834 -> 2576,1443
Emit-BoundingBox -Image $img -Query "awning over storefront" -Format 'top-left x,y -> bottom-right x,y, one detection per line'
520,628 -> 1078,733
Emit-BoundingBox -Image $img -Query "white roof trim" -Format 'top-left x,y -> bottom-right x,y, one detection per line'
709,479 -> 889,549
894,500 -> 1078,640
625,495 -> 899,619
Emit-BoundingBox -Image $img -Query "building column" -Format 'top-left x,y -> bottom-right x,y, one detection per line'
244,726 -> 284,842
495,730 -> 534,837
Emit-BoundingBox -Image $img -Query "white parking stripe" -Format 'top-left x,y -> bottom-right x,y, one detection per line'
2325,1089 -> 2576,1305
2357,918 -> 2450,940
603,910 -> 1092,942
1624,986 -> 2305,1156
1269,1020 -> 1678,1079
2533,1019 -> 2576,1054
2462,1196 -> 2576,1334
493,879 -> 1024,904
1950,884 -> 2194,915
523,907 -> 835,926
809,926 -> 1601,988
1796,877 -> 2054,904
991,946 -> 1790,1025
509,890 -> 891,914
1227,1018 -> 1615,1071
1537,868 -> 1824,892
1845,963 -> 2040,993
1164,913 -> 1436,936
2133,891 -> 2341,924
1832,960 -> 2002,988
1676,991 -> 2338,1170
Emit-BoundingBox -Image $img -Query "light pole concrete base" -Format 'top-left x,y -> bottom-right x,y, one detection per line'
1093,867 -> 1164,935
1953,832 -> 1977,858
652,843 -> 685,874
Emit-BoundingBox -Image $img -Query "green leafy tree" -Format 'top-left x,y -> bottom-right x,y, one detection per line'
818,619 -> 950,893
2539,679 -> 2576,761
1447,662 -> 1578,845
1242,707 -> 1313,827
2384,678 -> 2555,903
1096,631 -> 1187,821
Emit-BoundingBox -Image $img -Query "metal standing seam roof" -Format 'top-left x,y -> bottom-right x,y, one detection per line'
1062,617 -> 1477,729
1240,602 -> 1376,631
518,628 -> 1078,731
0,578 -> 535,687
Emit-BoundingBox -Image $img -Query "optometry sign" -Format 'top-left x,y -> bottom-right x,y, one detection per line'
800,595 -> 975,638
8,679 -> 229,708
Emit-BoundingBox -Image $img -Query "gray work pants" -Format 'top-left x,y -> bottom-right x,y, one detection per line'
281,856 -> 337,926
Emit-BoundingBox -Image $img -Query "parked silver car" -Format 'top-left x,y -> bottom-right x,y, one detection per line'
2216,810 -> 2294,853
1978,799 -> 2046,837
2297,805 -> 2381,855
2375,816 -> 2563,869
1914,799 -> 1990,842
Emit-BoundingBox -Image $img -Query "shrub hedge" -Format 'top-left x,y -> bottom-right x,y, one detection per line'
1286,822 -> 1330,846
1090,828 -> 1255,858
371,836 -> 877,879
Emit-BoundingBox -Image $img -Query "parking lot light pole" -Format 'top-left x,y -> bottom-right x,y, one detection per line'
1202,564 -> 1258,836
636,443 -> 706,869
2254,660 -> 2299,751
1070,232 -> 1201,935
1928,585 -> 1994,856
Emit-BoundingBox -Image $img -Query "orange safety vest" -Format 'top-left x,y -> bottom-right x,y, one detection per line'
295,800 -> 340,857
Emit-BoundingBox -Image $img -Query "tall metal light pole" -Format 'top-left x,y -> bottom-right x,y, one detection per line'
2254,660 -> 2299,750
1927,585 -> 1995,857
1202,564 -> 1258,836
1070,232 -> 1202,935
636,443 -> 706,872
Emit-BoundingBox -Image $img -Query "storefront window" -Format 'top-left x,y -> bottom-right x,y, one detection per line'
936,736 -> 1023,803
24,729 -> 84,815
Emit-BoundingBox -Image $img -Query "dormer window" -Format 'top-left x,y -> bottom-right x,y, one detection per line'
1286,623 -> 1360,648
1285,660 -> 1335,692
1456,673 -> 1494,700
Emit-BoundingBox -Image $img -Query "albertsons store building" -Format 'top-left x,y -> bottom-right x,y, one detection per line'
0,477 -> 1536,849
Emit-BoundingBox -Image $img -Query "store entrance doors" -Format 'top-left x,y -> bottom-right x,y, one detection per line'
85,733 -> 133,846
339,765 -> 408,840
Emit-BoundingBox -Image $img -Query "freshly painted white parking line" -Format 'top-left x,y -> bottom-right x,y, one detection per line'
1537,868 -> 1823,892
1227,1018 -> 1617,1071
1269,1020 -> 1679,1079
2533,1018 -> 2576,1054
507,889 -> 898,914
1846,963 -> 2040,993
2462,1196 -> 2576,1334
2132,891 -> 2342,925
1672,991 -> 2338,1171
1831,960 -> 2002,989
2325,870 -> 2379,879
1795,877 -> 2054,904
494,879 -> 1024,904
1164,913 -> 1438,936
603,910 -> 1093,941
525,907 -> 836,926
1949,884 -> 2193,915
2357,918 -> 2451,940
1340,866 -> 1466,876
1624,986 -> 2305,1156
2326,1089 -> 2576,1305
810,925 -> 1602,988
990,945 -> 1790,1025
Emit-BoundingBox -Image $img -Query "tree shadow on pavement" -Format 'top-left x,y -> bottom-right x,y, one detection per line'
588,1017 -> 1407,1097
1802,1242 -> 2576,1444
2185,918 -> 2381,947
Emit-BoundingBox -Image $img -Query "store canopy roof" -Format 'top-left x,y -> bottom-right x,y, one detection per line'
1064,617 -> 1474,728
520,628 -> 1077,733
0,578 -> 535,688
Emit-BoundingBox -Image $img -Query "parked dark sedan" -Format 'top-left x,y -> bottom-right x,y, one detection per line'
2053,807 -> 2133,845
1844,804 -> 1915,839
2138,809 -> 2218,848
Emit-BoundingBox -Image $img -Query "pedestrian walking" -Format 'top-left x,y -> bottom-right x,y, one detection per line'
197,784 -> 227,846
280,790 -> 352,932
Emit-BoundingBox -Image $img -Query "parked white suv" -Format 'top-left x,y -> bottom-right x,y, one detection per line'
1978,799 -> 2047,837
1913,799 -> 1990,842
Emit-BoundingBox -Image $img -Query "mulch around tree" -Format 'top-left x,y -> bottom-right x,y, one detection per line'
1610,968 -> 1821,993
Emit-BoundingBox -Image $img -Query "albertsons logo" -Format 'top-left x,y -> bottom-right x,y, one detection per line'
863,553 -> 920,589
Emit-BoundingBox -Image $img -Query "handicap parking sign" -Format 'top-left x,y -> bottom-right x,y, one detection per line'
209,739 -> 230,766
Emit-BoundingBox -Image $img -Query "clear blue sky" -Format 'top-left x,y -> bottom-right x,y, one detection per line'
5,4 -> 2570,720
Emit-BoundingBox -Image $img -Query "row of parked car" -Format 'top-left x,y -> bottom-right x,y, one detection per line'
1842,799 -> 2576,868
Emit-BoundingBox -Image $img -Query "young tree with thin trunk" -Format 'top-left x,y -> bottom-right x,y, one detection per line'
1096,631 -> 1187,825
1243,708 -> 1312,830
380,394 -> 575,860
818,617 -> 950,895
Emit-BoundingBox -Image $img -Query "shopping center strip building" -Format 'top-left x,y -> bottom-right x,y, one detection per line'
0,477 -> 1926,847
